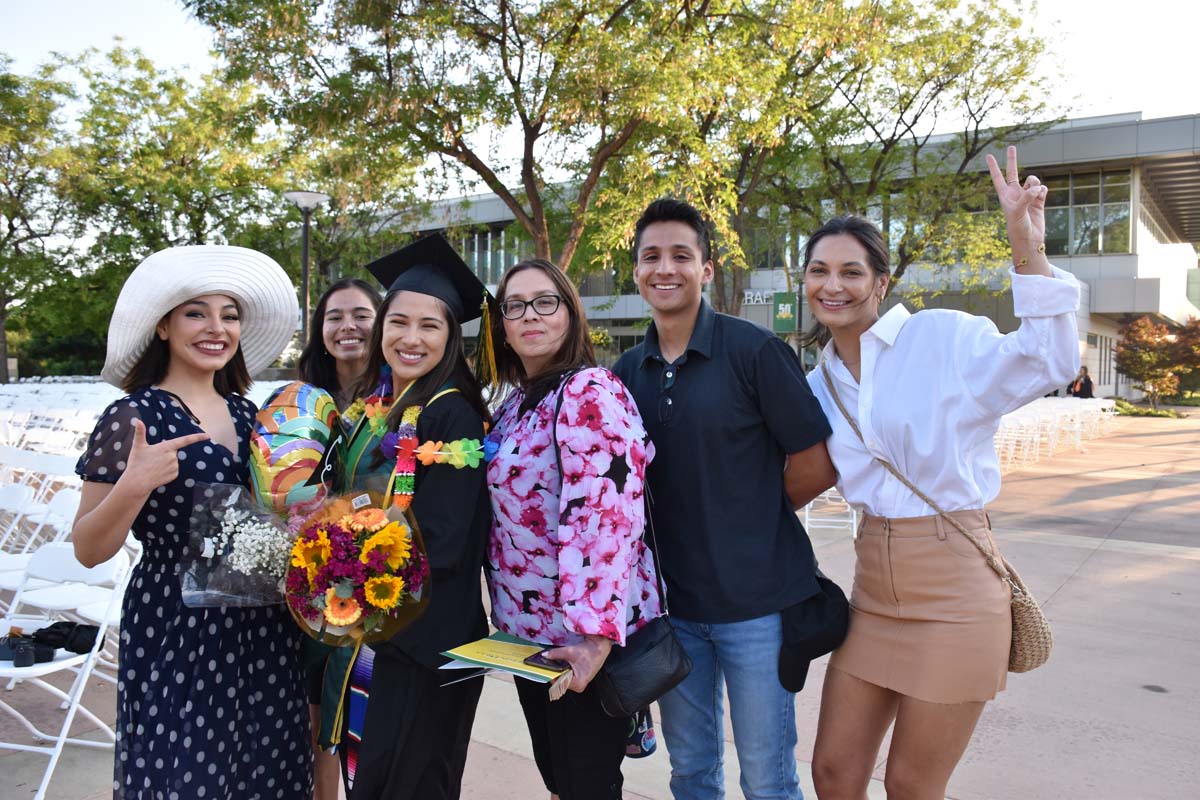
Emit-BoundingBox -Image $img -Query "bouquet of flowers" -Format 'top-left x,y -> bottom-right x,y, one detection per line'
181,484 -> 293,607
285,491 -> 430,646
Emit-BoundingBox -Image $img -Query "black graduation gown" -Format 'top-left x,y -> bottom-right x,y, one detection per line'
349,391 -> 491,800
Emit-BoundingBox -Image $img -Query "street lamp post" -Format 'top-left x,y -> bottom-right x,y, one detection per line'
283,190 -> 332,343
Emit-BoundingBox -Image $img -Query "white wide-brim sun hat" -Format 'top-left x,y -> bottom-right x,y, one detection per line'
101,245 -> 299,388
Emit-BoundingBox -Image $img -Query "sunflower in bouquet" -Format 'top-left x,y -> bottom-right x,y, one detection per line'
285,491 -> 430,646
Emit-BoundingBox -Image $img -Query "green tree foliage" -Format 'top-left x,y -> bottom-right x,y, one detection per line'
1171,316 -> 1200,395
189,0 -> 1055,316
1115,316 -> 1179,409
189,0 -> 719,271
9,45 -> 427,377
0,56 -> 75,382
12,47 -> 292,376
768,0 -> 1057,301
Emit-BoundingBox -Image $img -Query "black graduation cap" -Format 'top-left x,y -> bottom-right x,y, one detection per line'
364,234 -> 487,323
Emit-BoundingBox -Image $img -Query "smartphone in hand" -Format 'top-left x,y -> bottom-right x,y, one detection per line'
524,649 -> 570,672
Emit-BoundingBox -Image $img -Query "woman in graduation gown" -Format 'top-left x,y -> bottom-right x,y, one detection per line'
339,235 -> 493,800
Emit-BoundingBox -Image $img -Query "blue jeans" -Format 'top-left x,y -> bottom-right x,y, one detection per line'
658,613 -> 802,800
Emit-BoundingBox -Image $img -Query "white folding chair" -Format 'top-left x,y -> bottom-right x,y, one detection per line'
803,489 -> 858,534
0,545 -> 128,800
8,544 -> 128,621
0,483 -> 37,546
20,488 -> 81,545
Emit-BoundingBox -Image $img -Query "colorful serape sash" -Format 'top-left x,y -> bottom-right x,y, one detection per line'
342,644 -> 376,792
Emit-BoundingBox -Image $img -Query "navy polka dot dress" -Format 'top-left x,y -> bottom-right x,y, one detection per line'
76,388 -> 313,799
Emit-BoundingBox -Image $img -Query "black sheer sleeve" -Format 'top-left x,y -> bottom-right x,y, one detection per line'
74,395 -> 148,484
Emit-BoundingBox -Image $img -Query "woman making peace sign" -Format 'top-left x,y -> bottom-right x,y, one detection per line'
805,147 -> 1080,799
72,246 -> 312,799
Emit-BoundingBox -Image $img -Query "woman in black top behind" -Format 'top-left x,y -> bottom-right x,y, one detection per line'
295,277 -> 382,800
1069,366 -> 1094,398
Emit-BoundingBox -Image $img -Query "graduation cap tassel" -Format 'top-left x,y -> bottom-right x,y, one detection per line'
474,295 -> 499,392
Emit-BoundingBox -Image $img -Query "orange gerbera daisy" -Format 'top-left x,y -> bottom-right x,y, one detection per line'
323,587 -> 362,626
349,508 -> 389,532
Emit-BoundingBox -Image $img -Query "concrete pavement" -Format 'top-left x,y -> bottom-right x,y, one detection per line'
4,414 -> 1198,799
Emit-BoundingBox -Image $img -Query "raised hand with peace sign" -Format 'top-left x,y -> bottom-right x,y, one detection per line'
986,145 -> 1053,277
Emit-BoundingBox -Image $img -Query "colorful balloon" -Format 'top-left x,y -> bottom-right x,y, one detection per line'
249,382 -> 344,514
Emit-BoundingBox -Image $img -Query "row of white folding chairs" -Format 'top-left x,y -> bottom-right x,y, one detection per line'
0,408 -> 96,453
0,446 -> 81,505
995,397 -> 1118,473
0,541 -> 132,800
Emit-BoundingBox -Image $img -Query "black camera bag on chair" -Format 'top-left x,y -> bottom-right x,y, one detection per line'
552,370 -> 692,718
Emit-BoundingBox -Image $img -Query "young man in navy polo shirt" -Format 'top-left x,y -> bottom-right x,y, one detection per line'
614,198 -> 836,800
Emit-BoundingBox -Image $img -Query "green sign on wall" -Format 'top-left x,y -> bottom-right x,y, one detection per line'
772,292 -> 798,333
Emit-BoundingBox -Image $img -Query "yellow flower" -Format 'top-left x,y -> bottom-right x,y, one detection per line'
342,397 -> 366,424
359,522 -> 412,570
323,587 -> 362,626
364,575 -> 405,610
290,528 -> 332,582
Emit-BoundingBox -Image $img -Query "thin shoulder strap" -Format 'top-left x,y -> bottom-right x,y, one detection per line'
819,362 -> 1011,581
550,369 -> 671,613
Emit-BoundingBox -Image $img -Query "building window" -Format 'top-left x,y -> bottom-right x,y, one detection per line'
1098,334 -> 1114,385
1043,170 -> 1131,256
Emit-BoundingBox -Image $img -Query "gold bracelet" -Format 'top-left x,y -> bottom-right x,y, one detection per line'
1014,242 -> 1046,268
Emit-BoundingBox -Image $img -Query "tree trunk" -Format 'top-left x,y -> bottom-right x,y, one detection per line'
0,299 -> 9,384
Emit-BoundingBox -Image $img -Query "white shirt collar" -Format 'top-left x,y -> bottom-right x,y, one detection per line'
819,304 -> 913,366
865,303 -> 912,347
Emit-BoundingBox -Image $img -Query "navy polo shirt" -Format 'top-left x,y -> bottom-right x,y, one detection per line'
613,300 -> 832,624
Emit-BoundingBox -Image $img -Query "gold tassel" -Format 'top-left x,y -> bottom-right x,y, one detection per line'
475,295 -> 499,391
328,633 -> 365,747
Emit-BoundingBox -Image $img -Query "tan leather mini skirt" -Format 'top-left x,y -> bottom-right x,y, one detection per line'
828,509 -> 1011,704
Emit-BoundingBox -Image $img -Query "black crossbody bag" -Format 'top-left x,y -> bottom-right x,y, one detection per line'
551,370 -> 692,718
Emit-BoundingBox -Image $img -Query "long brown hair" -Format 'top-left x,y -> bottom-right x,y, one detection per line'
297,278 -> 383,396
492,258 -> 596,410
122,301 -> 252,396
349,289 -> 490,432
799,215 -> 891,348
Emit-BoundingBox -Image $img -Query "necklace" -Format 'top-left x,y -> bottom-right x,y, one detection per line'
158,389 -> 204,426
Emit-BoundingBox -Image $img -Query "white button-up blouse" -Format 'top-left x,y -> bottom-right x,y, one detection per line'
806,265 -> 1082,518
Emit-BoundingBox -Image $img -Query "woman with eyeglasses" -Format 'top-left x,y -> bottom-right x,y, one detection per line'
484,259 -> 663,800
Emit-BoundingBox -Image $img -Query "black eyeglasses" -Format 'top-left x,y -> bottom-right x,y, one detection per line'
658,366 -> 677,424
499,294 -> 563,320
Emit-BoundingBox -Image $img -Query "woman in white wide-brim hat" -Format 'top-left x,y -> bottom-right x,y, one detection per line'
71,245 -> 314,799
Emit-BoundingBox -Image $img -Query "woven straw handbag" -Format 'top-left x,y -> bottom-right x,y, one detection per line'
821,364 -> 1052,673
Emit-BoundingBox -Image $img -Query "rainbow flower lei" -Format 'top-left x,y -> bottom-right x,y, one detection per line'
385,405 -> 485,511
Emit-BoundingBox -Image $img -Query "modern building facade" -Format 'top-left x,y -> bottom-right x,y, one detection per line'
410,112 -> 1200,397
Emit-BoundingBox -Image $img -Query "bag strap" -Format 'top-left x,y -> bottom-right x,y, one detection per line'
550,369 -> 671,614
819,362 -> 1014,584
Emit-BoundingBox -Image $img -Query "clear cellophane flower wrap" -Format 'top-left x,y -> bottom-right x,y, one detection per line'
284,490 -> 430,647
181,483 -> 292,607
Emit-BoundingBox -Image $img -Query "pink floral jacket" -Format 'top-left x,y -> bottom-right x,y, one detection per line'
486,368 -> 663,646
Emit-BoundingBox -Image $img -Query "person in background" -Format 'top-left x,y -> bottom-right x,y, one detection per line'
294,277 -> 381,800
298,278 -> 383,410
804,147 -> 1079,800
613,198 -> 836,800
486,257 -> 663,800
1069,366 -> 1094,398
